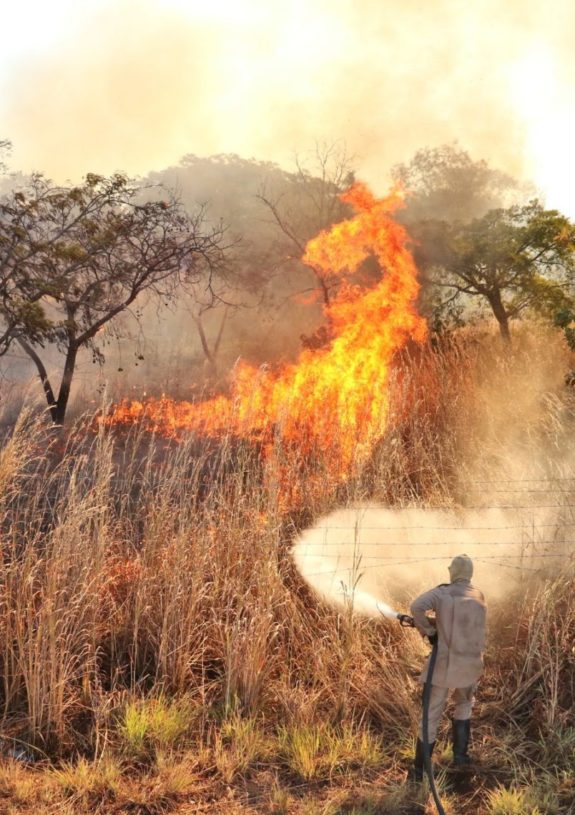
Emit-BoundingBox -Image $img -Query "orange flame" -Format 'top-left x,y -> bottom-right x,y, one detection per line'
103,182 -> 426,478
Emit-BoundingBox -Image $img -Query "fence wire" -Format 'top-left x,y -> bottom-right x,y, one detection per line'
293,483 -> 575,575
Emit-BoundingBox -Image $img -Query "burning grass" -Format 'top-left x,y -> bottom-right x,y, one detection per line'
101,183 -> 428,502
0,323 -> 574,813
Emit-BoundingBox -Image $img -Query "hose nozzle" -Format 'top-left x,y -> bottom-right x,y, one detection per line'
397,613 -> 415,628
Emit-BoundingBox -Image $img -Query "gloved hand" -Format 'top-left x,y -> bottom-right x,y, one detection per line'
427,631 -> 438,646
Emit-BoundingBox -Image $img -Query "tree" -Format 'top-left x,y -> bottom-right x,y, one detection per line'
257,141 -> 355,311
391,143 -> 521,225
148,153 -> 303,371
412,201 -> 575,342
147,148 -> 357,369
0,139 -> 10,174
0,172 -> 225,423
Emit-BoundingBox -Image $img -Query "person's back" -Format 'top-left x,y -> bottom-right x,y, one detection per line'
408,554 -> 487,781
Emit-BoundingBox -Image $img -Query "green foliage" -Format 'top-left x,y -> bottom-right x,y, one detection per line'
553,308 -> 575,350
412,200 -> 575,341
277,722 -> 383,780
392,145 -> 575,342
117,696 -> 194,761
0,171 -> 224,422
213,713 -> 270,782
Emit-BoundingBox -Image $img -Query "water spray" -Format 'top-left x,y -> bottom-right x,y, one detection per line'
376,600 -> 416,628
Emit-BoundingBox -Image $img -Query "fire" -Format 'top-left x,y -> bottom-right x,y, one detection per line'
103,182 -> 427,479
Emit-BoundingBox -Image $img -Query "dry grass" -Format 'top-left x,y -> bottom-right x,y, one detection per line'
50,754 -> 121,803
0,321 -> 574,813
213,712 -> 272,782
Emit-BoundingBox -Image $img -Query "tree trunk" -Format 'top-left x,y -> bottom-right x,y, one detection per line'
193,314 -> 217,372
17,338 -> 59,422
318,273 -> 330,309
487,288 -> 511,344
53,344 -> 79,424
213,306 -> 229,360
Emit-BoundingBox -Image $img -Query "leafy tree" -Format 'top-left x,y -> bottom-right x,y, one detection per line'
389,144 -> 522,333
554,308 -> 575,352
0,172 -> 225,423
411,201 -> 575,342
391,143 -> 521,224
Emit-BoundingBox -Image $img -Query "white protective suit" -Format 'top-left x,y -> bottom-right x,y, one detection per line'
410,554 -> 487,740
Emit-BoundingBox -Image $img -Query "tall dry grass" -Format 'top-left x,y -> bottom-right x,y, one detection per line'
0,319 -> 573,813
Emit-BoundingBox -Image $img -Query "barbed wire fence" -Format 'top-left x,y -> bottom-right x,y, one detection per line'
293,476 -> 575,579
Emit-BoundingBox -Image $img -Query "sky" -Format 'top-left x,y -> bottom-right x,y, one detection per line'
1,0 -> 575,215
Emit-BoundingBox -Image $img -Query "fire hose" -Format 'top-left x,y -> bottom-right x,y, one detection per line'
396,613 -> 446,815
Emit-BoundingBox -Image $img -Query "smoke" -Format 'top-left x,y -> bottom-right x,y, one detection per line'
1,3 -> 222,180
293,502 -> 566,615
1,0 -> 574,213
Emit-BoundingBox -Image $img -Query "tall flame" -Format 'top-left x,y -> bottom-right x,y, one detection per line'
104,182 -> 427,479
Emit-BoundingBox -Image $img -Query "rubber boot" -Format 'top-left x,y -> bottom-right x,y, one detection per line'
408,738 -> 435,782
452,718 -> 471,766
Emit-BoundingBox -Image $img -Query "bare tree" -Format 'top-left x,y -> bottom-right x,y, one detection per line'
257,141 -> 355,310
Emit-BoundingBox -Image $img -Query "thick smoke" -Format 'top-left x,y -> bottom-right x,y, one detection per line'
1,0 -> 574,212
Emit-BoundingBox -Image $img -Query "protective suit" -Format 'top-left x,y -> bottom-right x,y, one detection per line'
408,554 -> 486,780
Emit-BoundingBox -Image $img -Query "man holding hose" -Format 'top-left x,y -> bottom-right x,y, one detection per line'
408,554 -> 487,782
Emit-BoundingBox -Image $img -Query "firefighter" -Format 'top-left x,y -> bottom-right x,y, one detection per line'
408,554 -> 487,782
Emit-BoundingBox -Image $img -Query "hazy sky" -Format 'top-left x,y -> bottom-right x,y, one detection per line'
1,0 -> 574,215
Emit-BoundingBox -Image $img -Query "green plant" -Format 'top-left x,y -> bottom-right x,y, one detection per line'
268,778 -> 292,815
117,695 -> 193,761
485,785 -> 542,815
213,713 -> 270,782
278,722 -> 325,780
277,722 -> 383,781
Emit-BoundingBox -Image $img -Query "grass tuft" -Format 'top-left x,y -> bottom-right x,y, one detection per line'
117,695 -> 194,762
485,785 -> 542,815
213,712 -> 270,783
50,755 -> 121,801
278,722 -> 383,781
